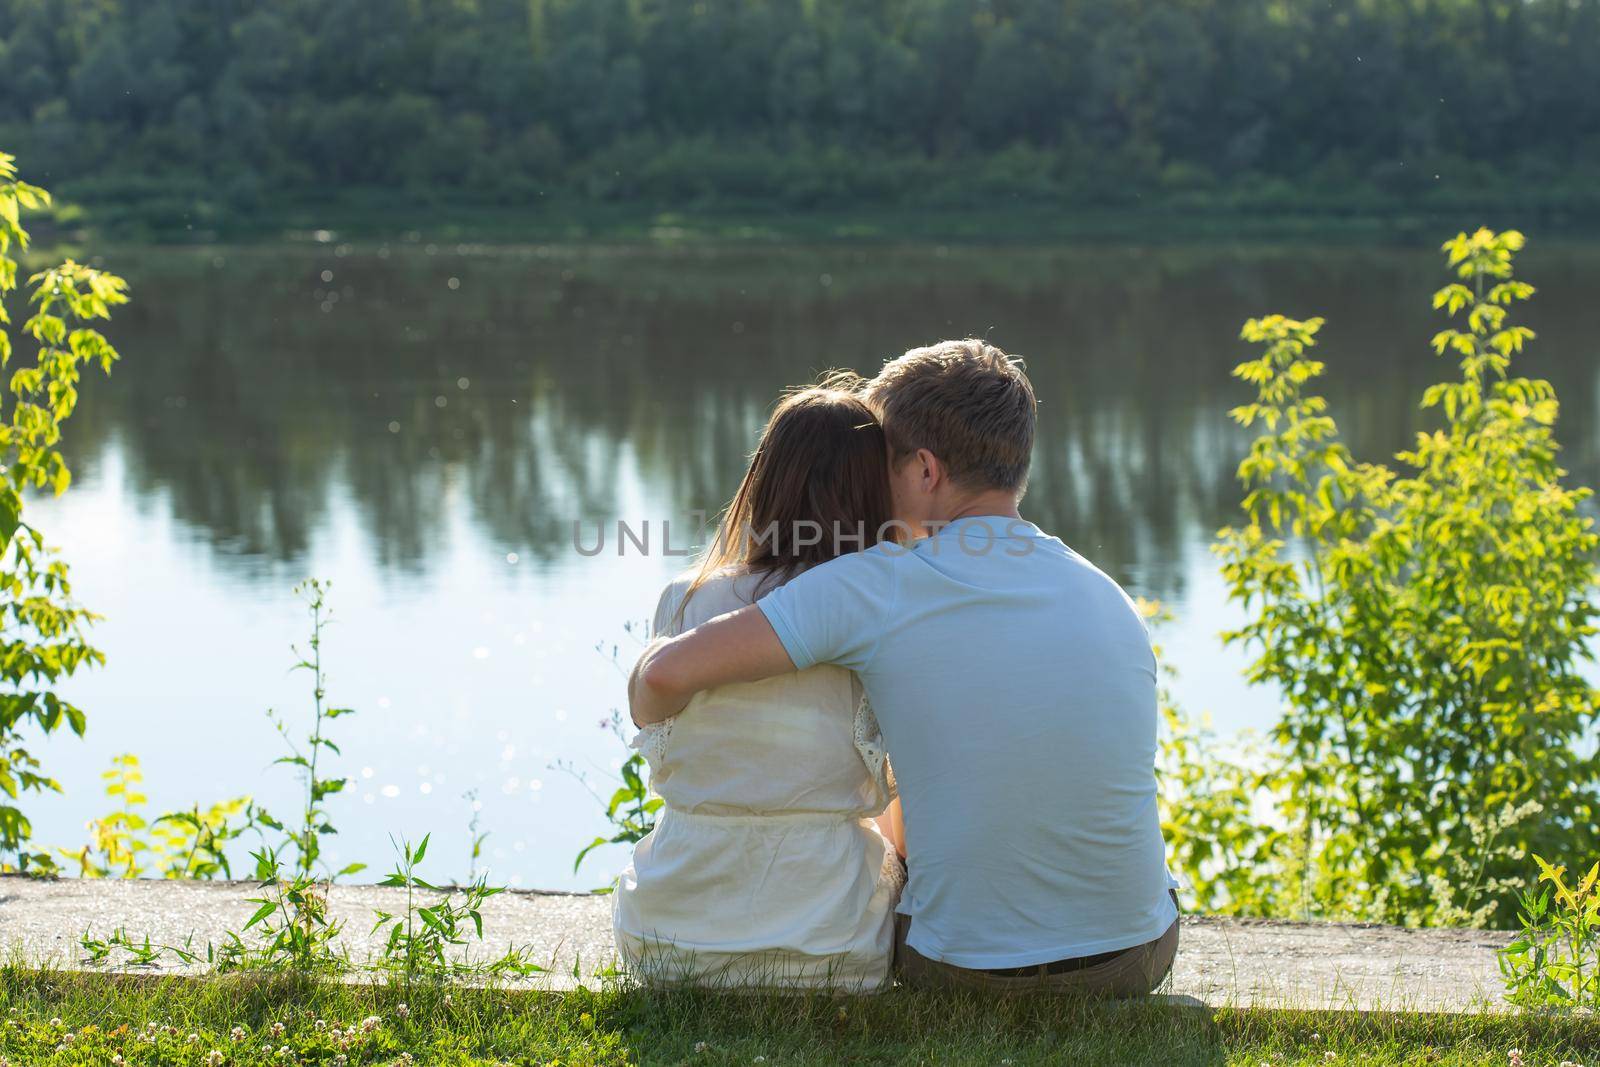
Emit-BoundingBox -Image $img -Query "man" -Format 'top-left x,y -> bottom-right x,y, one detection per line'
630,339 -> 1177,994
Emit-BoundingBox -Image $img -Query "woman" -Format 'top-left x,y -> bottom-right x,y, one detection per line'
612,380 -> 904,992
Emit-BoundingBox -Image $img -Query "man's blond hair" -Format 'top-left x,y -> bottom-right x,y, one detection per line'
862,339 -> 1036,494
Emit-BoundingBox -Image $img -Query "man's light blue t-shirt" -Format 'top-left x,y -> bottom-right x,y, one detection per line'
758,516 -> 1176,969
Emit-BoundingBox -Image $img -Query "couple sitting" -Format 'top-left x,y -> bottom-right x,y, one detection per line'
614,340 -> 1177,994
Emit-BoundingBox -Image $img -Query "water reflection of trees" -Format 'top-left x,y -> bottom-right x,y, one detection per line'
63,241 -> 1600,596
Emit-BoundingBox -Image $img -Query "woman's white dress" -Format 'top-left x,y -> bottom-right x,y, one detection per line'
612,569 -> 904,992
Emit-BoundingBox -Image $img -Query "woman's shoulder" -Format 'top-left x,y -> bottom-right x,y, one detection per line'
652,567 -> 774,636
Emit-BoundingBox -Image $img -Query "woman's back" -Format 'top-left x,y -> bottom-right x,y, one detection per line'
613,569 -> 901,992
638,570 -> 885,818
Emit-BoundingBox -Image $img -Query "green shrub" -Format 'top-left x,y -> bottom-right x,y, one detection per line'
1210,229 -> 1598,925
1501,855 -> 1600,1008
0,149 -> 127,874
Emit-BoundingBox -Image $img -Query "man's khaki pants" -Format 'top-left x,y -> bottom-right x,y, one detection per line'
892,902 -> 1178,996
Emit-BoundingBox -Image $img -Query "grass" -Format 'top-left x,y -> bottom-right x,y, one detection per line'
3,968 -> 1600,1066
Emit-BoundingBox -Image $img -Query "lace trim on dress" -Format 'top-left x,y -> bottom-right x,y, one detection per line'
632,719 -> 672,767
877,835 -> 908,894
853,694 -> 894,803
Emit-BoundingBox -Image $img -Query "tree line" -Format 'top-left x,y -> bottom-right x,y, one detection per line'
2,0 -> 1598,227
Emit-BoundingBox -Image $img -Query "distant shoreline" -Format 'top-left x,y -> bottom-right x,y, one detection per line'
33,195 -> 1600,248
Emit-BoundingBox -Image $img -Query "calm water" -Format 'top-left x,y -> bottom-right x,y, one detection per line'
27,238 -> 1600,890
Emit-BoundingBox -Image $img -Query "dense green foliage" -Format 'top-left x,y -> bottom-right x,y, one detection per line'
1164,230 -> 1600,927
2,0 -> 1598,229
0,151 -> 125,873
8,969 -> 1600,1066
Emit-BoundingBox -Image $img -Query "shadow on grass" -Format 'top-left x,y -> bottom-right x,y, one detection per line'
4,966 -> 1600,1065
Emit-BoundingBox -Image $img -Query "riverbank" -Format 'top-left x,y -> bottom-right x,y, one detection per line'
0,876 -> 1515,1011
38,192 -> 1600,248
4,878 -> 1595,1067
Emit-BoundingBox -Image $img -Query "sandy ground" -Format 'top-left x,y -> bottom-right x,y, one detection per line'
0,876 -> 1514,1011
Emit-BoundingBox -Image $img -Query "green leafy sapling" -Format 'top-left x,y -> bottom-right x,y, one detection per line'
0,150 -> 128,874
1215,229 -> 1600,924
267,577 -> 364,880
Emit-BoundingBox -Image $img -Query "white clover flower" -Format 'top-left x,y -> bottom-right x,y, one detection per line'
231,1026 -> 246,1042
396,1003 -> 410,1019
48,1018 -> 62,1028
279,1045 -> 292,1057
315,1019 -> 327,1031
335,1057 -> 347,1067
694,1042 -> 709,1054
112,1056 -> 124,1066
270,1021 -> 286,1038
362,1015 -> 382,1033
188,1033 -> 200,1044
62,1033 -> 75,1044
207,1052 -> 225,1066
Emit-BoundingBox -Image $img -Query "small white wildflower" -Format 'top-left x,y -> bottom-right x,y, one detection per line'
754,1058 -> 767,1064
207,1052 -> 224,1066
112,1057 -> 124,1067
400,1055 -> 414,1065
188,1032 -> 200,1044
694,1041 -> 709,1054
315,1019 -> 327,1031
62,1032 -> 75,1044
270,1021 -> 285,1038
335,1057 -> 348,1067
1325,1054 -> 1337,1063
443,994 -> 453,1007
362,1015 -> 382,1033
48,1017 -> 62,1028
1509,1052 -> 1525,1067
230,1025 -> 246,1042
396,1002 -> 410,1019
279,1045 -> 291,1058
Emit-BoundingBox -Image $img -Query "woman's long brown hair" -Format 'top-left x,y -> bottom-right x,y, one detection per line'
676,376 -> 895,627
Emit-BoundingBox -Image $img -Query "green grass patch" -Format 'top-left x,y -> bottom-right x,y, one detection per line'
3,968 -> 1600,1066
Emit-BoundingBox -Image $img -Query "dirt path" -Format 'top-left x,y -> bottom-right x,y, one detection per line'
0,877 -> 1514,1011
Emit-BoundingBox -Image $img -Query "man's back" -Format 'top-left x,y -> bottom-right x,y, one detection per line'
759,515 -> 1175,968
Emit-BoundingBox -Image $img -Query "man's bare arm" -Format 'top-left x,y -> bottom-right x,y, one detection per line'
629,604 -> 796,726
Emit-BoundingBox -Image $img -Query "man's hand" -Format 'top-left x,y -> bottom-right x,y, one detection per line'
628,604 -> 796,726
